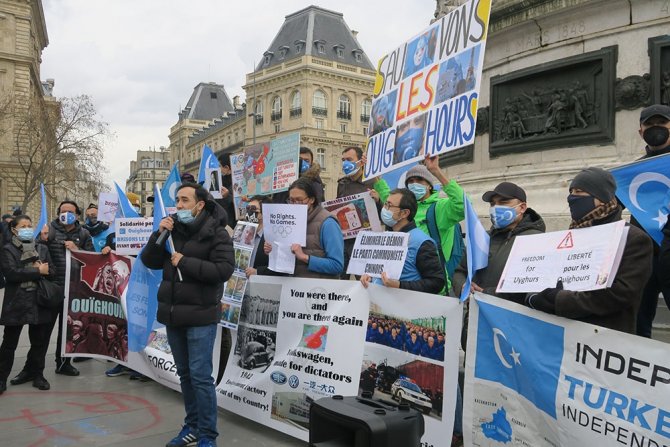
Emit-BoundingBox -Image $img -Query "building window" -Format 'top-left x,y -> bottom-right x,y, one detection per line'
271,96 -> 282,121
210,92 -> 217,99
274,123 -> 281,133
354,52 -> 362,62
279,46 -> 289,59
340,123 -> 347,133
317,43 -> 325,54
317,148 -> 326,170
337,95 -> 351,120
312,90 -> 327,117
315,119 -> 324,129
254,100 -> 264,125
361,98 -> 371,123
290,90 -> 302,118
295,41 -> 304,53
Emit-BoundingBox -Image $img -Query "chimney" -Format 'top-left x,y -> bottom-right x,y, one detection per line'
351,30 -> 358,38
233,95 -> 241,109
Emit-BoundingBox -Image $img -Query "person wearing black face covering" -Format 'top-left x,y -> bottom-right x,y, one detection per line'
630,104 -> 670,338
525,167 -> 653,334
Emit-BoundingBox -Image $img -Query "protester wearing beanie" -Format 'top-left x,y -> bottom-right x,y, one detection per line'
402,156 -> 465,295
525,167 -> 653,334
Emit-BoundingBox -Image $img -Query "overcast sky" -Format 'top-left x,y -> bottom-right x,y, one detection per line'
40,0 -> 436,188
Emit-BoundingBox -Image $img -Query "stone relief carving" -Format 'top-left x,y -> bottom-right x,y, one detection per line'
489,46 -> 616,156
614,75 -> 651,110
663,70 -> 670,106
475,106 -> 489,136
432,0 -> 466,23
649,35 -> 670,106
492,82 -> 594,142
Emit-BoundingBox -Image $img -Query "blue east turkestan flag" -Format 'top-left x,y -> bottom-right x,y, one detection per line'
475,299 -> 564,418
611,153 -> 670,245
460,192 -> 490,301
33,183 -> 48,239
124,184 -> 165,352
161,162 -> 181,209
114,182 -> 141,218
197,144 -> 220,185
91,227 -> 113,252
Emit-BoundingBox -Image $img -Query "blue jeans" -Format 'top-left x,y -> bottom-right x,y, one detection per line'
166,324 -> 218,440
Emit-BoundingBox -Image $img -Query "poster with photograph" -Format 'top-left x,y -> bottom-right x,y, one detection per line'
364,0 -> 491,177
216,277 -> 367,441
322,191 -> 383,239
360,283 -> 462,446
230,133 -> 300,219
63,251 -> 133,363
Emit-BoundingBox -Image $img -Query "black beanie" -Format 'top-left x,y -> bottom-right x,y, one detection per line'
569,167 -> 616,202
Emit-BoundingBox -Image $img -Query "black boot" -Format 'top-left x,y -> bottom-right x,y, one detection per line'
0,379 -> 6,394
32,375 -> 50,390
10,370 -> 35,385
56,360 -> 79,376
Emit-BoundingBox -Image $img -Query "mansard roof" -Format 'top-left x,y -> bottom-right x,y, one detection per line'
257,5 -> 374,71
178,82 -> 234,121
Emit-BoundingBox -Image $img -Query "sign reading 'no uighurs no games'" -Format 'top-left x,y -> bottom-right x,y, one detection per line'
365,0 -> 492,178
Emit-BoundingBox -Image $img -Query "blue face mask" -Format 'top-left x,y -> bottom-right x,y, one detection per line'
342,160 -> 360,177
395,128 -> 424,161
176,209 -> 195,224
380,208 -> 398,227
17,228 -> 35,242
59,212 -> 76,225
300,159 -> 310,174
489,205 -> 518,229
407,183 -> 428,200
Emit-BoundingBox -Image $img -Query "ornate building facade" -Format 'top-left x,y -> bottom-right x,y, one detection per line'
0,0 -> 52,216
125,147 -> 171,216
173,6 -> 376,200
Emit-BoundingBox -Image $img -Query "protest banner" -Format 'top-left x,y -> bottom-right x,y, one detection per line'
220,221 -> 259,329
215,276 -> 462,445
322,192 -> 383,239
346,231 -> 409,279
364,0 -> 491,178
464,292 -> 670,447
262,203 -> 307,274
98,191 -> 119,223
230,133 -> 301,218
611,152 -> 670,245
63,251 -> 132,363
496,220 -> 628,294
114,217 -> 154,256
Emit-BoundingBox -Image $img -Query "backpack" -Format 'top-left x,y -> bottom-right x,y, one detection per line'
426,203 -> 465,280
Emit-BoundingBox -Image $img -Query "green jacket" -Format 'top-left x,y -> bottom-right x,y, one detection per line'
414,179 -> 465,290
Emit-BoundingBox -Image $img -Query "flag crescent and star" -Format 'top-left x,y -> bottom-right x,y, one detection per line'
629,172 -> 670,228
492,328 -> 521,369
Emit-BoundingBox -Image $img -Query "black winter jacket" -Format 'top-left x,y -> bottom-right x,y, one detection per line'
46,219 -> 94,286
0,240 -> 54,325
141,201 -> 235,327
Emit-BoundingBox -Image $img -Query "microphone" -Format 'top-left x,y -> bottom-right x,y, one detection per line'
155,214 -> 176,246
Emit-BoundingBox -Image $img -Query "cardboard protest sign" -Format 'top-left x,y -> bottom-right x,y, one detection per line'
114,217 -> 154,256
322,192 -> 383,239
346,231 -> 409,279
364,0 -> 491,178
465,292 -> 670,447
63,251 -> 132,363
231,133 -> 300,219
262,204 -> 307,274
497,221 -> 628,293
98,192 -> 119,223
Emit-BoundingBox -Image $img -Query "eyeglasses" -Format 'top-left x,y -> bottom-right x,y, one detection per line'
287,197 -> 310,204
383,202 -> 401,209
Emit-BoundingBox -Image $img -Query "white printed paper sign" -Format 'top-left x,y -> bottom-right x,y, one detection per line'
98,192 -> 119,223
262,204 -> 307,274
346,231 -> 409,279
114,218 -> 154,256
497,221 -> 628,293
322,192 -> 383,240
465,292 -> 670,447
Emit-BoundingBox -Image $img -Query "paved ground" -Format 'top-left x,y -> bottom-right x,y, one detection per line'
1,291 -> 668,446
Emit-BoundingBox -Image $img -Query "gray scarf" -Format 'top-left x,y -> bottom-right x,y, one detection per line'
11,235 -> 39,291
